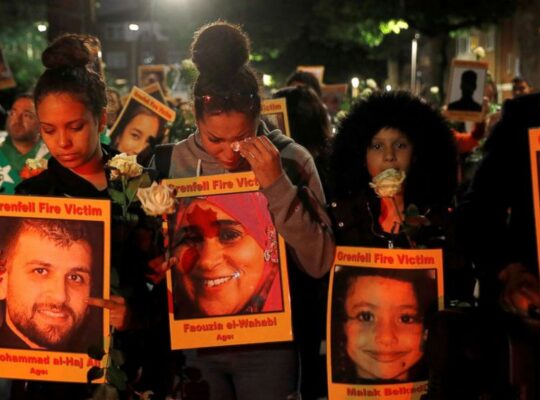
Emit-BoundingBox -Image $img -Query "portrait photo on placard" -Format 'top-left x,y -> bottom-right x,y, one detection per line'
330,265 -> 438,385
0,217 -> 104,353
445,60 -> 487,120
261,98 -> 290,137
322,84 -> 348,116
109,92 -> 169,157
169,191 -> 284,320
138,65 -> 168,93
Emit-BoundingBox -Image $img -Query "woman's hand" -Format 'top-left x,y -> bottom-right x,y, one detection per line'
146,255 -> 178,284
235,136 -> 283,188
87,295 -> 131,331
499,263 -> 540,317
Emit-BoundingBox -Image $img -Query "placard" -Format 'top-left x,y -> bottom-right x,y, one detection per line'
322,83 -> 348,116
138,64 -> 169,94
444,59 -> 488,122
262,98 -> 291,137
297,65 -> 325,84
0,195 -> 110,382
163,172 -> 293,349
109,86 -> 176,156
0,48 -> 16,90
528,128 -> 540,273
327,247 -> 444,400
141,82 -> 168,105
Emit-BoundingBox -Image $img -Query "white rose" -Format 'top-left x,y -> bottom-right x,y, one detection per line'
107,153 -> 143,180
369,168 -> 406,198
473,46 -> 486,59
366,78 -> 378,89
25,158 -> 48,170
137,182 -> 176,216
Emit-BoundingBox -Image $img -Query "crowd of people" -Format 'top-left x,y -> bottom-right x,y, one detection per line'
0,19 -> 538,400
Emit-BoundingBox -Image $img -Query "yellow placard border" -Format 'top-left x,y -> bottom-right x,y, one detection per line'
0,195 -> 111,383
261,98 -> 291,137
528,128 -> 540,274
326,246 -> 444,400
162,173 -> 293,349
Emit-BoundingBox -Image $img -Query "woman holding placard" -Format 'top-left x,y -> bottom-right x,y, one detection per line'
152,21 -> 333,400
13,34 -> 156,399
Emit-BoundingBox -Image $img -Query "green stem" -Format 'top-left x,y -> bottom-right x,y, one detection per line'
121,176 -> 128,218
391,196 -> 416,249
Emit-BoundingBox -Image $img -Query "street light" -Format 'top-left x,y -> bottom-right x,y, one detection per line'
351,77 -> 360,98
37,23 -> 47,32
410,33 -> 420,95
129,23 -> 140,32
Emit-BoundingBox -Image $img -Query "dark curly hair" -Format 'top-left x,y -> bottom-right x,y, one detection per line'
191,21 -> 261,121
330,91 -> 458,208
34,34 -> 106,121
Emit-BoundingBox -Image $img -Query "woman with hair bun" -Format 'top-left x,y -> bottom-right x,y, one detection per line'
13,34 -> 155,399
153,21 -> 334,400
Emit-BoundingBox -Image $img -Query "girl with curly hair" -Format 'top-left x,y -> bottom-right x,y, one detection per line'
329,91 -> 472,303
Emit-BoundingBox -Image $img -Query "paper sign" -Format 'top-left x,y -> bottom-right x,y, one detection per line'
327,247 -> 444,400
262,98 -> 291,137
0,195 -> 111,383
163,172 -> 293,349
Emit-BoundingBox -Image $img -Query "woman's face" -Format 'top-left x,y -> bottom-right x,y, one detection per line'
366,128 -> 413,178
198,111 -> 257,171
344,276 -> 424,381
37,93 -> 104,172
116,112 -> 160,155
172,199 -> 265,316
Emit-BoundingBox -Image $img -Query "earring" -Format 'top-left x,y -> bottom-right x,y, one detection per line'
263,226 -> 279,263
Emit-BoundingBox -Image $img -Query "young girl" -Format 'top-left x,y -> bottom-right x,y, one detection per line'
328,91 -> 471,309
153,21 -> 334,400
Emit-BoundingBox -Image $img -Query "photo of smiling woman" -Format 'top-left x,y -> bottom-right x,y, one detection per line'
330,266 -> 437,384
170,191 -> 283,319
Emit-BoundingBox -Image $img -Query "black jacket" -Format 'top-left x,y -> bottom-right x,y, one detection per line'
458,93 -> 540,302
329,190 -> 473,303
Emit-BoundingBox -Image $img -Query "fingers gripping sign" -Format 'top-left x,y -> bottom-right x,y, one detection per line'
87,295 -> 131,331
233,136 -> 283,188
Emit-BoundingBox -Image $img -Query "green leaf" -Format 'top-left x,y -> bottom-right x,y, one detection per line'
109,348 -> 125,367
126,176 -> 143,203
87,366 -> 105,383
138,172 -> 153,188
87,345 -> 106,361
106,365 -> 128,391
405,204 -> 420,217
108,188 -> 126,206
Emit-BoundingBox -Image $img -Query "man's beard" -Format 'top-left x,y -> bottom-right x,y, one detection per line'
12,302 -> 83,350
7,123 -> 36,142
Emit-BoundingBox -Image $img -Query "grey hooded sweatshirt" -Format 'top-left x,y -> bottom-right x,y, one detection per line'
155,125 -> 334,278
